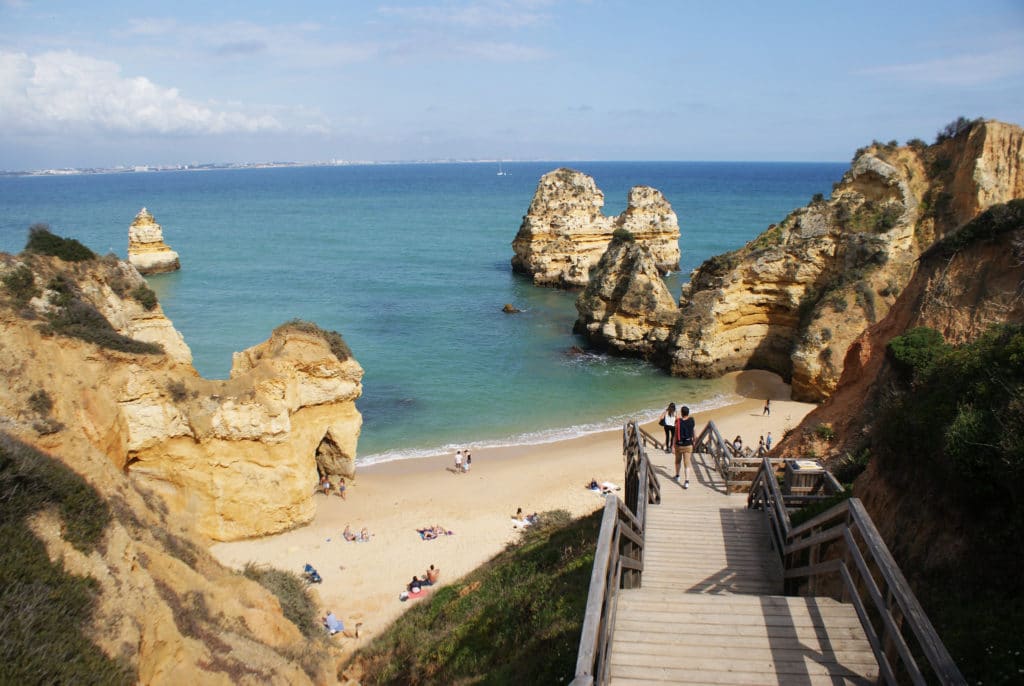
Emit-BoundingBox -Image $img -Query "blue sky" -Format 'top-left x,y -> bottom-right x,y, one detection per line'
1,0 -> 1022,169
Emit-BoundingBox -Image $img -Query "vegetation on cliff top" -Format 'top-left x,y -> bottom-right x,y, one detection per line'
923,198 -> 1024,259
877,323 -> 1024,683
346,509 -> 599,685
275,319 -> 353,361
24,224 -> 96,262
0,432 -> 134,684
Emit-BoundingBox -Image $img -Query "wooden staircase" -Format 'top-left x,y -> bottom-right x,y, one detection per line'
607,451 -> 879,685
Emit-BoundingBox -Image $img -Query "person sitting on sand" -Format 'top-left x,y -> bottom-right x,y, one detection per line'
421,528 -> 437,540
342,524 -> 357,542
322,611 -> 344,635
426,564 -> 440,584
408,576 -> 423,593
514,507 -> 525,521
359,527 -> 371,542
587,478 -> 600,491
733,435 -> 743,453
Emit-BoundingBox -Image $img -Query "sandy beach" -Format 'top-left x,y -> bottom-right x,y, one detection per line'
210,370 -> 814,655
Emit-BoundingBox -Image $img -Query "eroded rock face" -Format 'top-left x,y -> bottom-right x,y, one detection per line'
511,168 -> 680,287
0,251 -> 355,681
574,237 -> 680,358
128,208 -> 181,275
669,120 -> 1024,401
0,251 -> 363,541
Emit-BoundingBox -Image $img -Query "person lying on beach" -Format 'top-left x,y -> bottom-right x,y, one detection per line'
408,576 -> 425,593
342,524 -> 357,542
587,478 -> 600,491
322,611 -> 344,635
600,482 -> 619,495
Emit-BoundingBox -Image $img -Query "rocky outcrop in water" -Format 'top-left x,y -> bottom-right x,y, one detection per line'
128,208 -> 181,275
667,120 -> 1023,400
574,234 -> 680,358
511,168 -> 680,287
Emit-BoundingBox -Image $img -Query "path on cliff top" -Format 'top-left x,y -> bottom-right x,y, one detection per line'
608,451 -> 879,685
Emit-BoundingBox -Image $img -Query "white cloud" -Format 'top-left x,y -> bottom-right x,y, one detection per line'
0,50 -> 288,135
379,1 -> 552,29
858,45 -> 1024,86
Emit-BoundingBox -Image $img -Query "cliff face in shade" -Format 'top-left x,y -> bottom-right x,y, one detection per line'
574,237 -> 680,358
0,250 -> 363,541
511,167 -> 680,287
667,120 -> 1024,401
128,208 -> 181,275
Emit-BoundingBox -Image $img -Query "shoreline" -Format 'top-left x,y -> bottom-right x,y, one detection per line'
210,370 -> 814,658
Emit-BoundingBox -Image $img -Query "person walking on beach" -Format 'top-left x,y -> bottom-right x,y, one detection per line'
766,432 -> 773,452
758,435 -> 765,454
673,406 -> 696,489
659,402 -> 678,453
763,399 -> 771,416
454,450 -> 463,473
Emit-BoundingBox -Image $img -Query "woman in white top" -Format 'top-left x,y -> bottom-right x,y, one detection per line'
659,403 -> 677,454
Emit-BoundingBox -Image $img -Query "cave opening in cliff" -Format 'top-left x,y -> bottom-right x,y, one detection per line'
315,431 -> 342,478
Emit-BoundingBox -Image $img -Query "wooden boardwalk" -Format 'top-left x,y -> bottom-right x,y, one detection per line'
608,450 -> 880,685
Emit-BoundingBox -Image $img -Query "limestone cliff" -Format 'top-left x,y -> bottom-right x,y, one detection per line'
660,119 -> 1022,401
574,234 -> 680,358
0,247 -> 361,680
776,199 -> 1024,463
0,249 -> 363,541
511,168 -> 680,287
128,208 -> 181,275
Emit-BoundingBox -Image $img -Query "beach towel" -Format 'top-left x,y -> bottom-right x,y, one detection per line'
324,614 -> 344,635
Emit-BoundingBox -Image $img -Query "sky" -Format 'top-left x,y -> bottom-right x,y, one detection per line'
1,0 -> 1022,169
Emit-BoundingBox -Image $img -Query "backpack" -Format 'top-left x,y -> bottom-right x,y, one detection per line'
676,417 -> 694,446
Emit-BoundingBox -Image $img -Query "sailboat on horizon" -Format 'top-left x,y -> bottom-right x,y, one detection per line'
497,161 -> 508,176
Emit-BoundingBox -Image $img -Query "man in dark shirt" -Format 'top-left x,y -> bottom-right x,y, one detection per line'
674,406 -> 696,489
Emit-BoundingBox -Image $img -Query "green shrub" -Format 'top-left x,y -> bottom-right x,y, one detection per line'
0,432 -> 133,685
40,299 -> 163,355
24,225 -> 95,262
274,319 -> 352,361
700,251 -> 738,277
825,289 -> 847,312
833,448 -> 870,484
131,283 -> 158,311
814,423 -> 836,441
46,274 -> 74,307
788,486 -> 853,528
887,327 -> 949,378
349,508 -> 600,685
242,563 -> 321,639
2,265 -> 40,305
934,116 -> 981,144
611,227 -> 635,243
811,192 -> 824,204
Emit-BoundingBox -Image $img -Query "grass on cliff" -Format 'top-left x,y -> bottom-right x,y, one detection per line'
24,224 -> 96,262
876,323 -> 1024,683
346,508 -> 601,685
274,319 -> 353,361
0,432 -> 134,685
242,563 -> 321,638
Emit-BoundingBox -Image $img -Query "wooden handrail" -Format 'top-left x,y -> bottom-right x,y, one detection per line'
571,420 -> 660,686
747,458 -> 965,685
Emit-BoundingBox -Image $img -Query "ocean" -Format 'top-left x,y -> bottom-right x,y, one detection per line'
0,161 -> 845,463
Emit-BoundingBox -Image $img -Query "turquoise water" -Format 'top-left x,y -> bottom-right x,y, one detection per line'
0,162 -> 845,462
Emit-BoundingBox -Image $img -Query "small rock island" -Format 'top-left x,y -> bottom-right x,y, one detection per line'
127,207 -> 181,274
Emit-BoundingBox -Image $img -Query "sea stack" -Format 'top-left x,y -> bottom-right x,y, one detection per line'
511,168 -> 680,287
127,207 -> 181,274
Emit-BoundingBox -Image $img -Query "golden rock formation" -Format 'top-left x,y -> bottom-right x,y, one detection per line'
511,168 -> 680,287
128,208 -> 181,275
574,235 -> 680,358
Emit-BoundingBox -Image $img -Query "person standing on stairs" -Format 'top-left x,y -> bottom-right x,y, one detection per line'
659,402 -> 677,453
673,406 -> 696,489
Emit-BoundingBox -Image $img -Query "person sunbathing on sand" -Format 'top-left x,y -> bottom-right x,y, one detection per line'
342,524 -> 357,542
359,527 -> 371,542
322,611 -> 344,635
